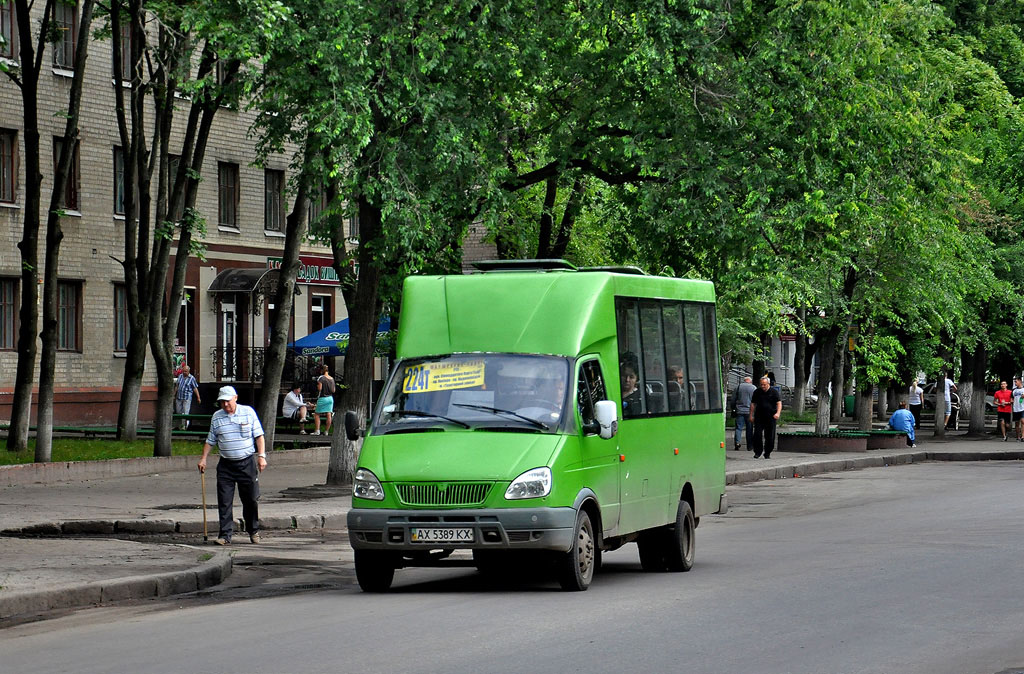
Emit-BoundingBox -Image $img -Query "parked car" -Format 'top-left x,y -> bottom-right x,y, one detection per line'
921,382 -> 993,411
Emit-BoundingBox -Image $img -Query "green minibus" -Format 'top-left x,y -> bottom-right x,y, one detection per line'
345,260 -> 727,591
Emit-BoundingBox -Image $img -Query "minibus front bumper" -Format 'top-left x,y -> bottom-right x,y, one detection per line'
347,506 -> 578,553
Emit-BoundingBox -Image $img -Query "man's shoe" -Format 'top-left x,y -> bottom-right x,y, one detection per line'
763,453 -> 771,459
311,430 -> 320,436
214,537 -> 229,546
299,429 -> 307,434
911,444 -> 917,448
250,532 -> 261,544
753,452 -> 762,459
1003,436 -> 1008,442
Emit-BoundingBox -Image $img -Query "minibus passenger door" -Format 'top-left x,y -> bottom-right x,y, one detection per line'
577,359 -> 620,536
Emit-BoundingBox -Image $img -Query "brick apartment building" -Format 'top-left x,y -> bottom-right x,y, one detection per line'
0,2 -> 495,426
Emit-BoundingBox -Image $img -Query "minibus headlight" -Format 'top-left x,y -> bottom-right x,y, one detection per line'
505,467 -> 552,500
353,468 -> 385,501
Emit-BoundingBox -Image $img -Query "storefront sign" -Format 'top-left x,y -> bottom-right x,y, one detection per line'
267,256 -> 341,286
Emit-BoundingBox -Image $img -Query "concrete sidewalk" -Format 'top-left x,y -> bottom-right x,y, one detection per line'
2,434 -> 1023,621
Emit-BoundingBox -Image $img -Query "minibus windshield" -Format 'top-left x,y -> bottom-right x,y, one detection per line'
373,354 -> 571,434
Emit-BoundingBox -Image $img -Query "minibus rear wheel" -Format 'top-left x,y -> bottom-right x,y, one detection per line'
355,550 -> 396,592
557,510 -> 596,591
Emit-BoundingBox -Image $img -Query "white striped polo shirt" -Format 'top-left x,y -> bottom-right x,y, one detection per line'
206,404 -> 265,459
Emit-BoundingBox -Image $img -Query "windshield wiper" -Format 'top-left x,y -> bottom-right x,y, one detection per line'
451,403 -> 550,430
390,409 -> 470,429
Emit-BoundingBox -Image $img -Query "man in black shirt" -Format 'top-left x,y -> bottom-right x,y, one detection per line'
749,376 -> 782,459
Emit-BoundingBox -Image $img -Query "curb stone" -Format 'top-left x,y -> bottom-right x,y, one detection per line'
0,550 -> 231,620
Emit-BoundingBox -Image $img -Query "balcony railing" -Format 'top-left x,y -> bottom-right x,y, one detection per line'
209,347 -> 323,390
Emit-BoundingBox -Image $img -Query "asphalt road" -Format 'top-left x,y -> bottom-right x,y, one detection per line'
2,462 -> 1023,674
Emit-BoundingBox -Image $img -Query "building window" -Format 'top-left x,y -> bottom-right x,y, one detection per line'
1,1 -> 17,61
113,146 -> 125,215
53,137 -> 80,211
347,209 -> 359,240
0,129 -> 15,203
115,20 -> 130,81
308,188 -> 327,227
216,58 -> 231,85
58,281 -> 81,351
52,0 -> 77,70
0,278 -> 17,350
217,162 -> 238,228
113,284 -> 128,351
264,169 -> 284,232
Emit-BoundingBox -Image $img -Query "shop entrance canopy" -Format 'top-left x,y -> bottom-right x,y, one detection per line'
288,317 -> 391,357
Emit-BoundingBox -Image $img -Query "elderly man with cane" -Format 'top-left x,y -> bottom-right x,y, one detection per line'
198,386 -> 267,545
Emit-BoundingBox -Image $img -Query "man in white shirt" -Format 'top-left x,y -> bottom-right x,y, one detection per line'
1012,378 -> 1024,442
942,374 -> 958,430
198,386 -> 266,545
282,383 -> 310,434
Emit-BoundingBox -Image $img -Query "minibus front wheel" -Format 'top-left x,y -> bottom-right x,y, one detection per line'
355,550 -> 396,592
557,509 -> 596,591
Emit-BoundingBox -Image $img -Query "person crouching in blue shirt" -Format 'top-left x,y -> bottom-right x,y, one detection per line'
888,401 -> 916,447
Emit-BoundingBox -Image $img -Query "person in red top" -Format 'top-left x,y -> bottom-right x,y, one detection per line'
993,380 -> 1013,441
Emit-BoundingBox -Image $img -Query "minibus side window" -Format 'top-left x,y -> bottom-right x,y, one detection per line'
616,299 -> 645,417
640,302 -> 667,414
663,303 -> 688,412
683,304 -> 709,410
578,359 -> 607,432
703,304 -> 723,410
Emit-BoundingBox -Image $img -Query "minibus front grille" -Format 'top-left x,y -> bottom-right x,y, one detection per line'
395,482 -> 492,507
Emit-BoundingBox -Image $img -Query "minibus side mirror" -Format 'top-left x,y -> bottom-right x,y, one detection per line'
344,411 -> 363,441
594,400 -> 618,440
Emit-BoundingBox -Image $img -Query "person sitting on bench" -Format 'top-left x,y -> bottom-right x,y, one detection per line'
282,383 -> 311,434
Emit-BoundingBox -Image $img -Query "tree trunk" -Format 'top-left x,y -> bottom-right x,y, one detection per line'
958,345 -> 973,423
256,143 -> 314,447
793,310 -> 807,416
5,0 -> 49,452
877,381 -> 889,421
830,340 -> 846,421
814,328 -> 841,435
856,380 -> 873,431
933,377 -> 946,439
968,342 -> 987,436
113,0 -> 151,441
34,0 -> 94,461
534,176 -> 557,258
148,48 -> 235,457
550,177 -> 585,259
328,195 -> 383,486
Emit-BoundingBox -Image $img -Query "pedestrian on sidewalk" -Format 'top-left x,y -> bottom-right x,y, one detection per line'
888,401 -> 916,447
313,364 -> 336,436
1012,378 -> 1024,442
732,376 -> 757,450
994,380 -> 1012,441
749,376 -> 782,459
282,382 -> 311,434
174,365 -> 201,429
907,379 -> 923,429
940,373 -> 957,430
198,386 -> 266,545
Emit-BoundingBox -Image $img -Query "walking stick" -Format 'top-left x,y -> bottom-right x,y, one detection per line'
200,469 -> 209,542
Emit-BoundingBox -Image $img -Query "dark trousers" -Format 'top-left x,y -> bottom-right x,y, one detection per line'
216,455 -> 260,540
909,404 -> 922,429
751,416 -> 777,456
